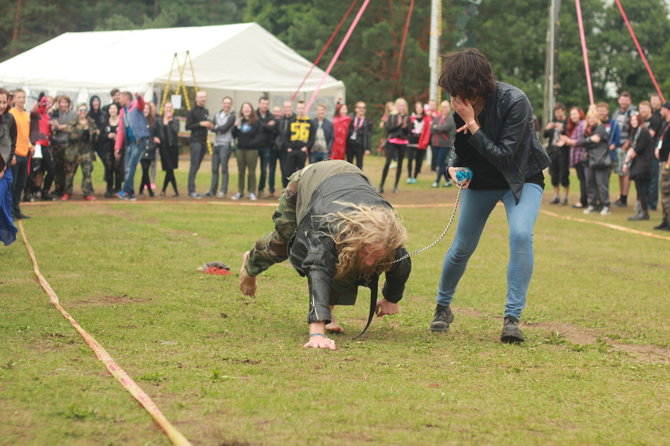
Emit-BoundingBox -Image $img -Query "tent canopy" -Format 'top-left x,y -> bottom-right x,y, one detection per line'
0,23 -> 345,111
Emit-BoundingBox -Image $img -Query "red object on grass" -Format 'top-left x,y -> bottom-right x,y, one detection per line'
204,266 -> 231,276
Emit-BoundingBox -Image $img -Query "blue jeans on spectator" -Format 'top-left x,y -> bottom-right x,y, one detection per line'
434,146 -> 451,184
648,158 -> 659,210
257,147 -> 272,194
210,142 -> 233,195
10,154 -> 28,216
310,151 -> 329,164
436,183 -> 543,319
122,138 -> 147,196
188,140 -> 207,195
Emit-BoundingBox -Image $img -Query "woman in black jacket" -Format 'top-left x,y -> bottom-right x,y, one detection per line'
88,95 -> 106,165
430,49 -> 550,344
101,103 -> 123,197
231,102 -> 263,200
378,98 -> 410,194
623,113 -> 654,220
159,102 -> 180,196
575,111 -> 612,215
139,102 -> 160,197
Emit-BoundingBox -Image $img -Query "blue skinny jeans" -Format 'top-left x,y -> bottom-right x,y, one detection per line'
436,183 -> 543,319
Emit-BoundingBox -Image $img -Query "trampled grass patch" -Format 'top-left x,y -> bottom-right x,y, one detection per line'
1,157 -> 668,445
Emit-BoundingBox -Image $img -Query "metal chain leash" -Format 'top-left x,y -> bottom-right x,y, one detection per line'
384,186 -> 463,265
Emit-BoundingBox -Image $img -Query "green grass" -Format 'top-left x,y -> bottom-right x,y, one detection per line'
1,156 -> 669,445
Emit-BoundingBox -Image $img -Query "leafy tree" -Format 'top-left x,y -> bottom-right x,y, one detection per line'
1,0 -> 669,123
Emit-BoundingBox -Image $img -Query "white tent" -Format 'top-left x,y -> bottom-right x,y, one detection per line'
0,23 -> 345,114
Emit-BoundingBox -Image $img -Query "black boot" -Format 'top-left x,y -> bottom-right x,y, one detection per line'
629,211 -> 650,221
653,220 -> 670,230
430,304 -> 454,333
501,316 -> 525,344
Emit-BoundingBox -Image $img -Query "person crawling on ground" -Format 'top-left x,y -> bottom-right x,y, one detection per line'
239,160 -> 412,350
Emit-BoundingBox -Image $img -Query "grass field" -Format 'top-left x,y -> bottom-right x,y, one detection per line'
1,155 -> 669,445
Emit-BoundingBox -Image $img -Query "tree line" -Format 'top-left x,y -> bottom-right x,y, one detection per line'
2,0 -> 669,121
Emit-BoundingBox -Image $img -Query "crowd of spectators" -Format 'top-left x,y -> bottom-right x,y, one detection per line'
0,85 -> 463,245
544,91 -> 670,230
4,84 -> 668,248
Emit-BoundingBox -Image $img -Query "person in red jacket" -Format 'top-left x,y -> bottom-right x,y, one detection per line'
331,103 -> 351,160
29,95 -> 55,200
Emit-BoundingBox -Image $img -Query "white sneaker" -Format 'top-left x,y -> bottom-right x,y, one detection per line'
249,193 -> 257,201
600,206 -> 611,215
583,206 -> 597,214
231,192 -> 242,200
216,191 -> 225,198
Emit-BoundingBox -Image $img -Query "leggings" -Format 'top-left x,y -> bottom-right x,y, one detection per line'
574,161 -> 588,206
162,168 -> 178,194
407,147 -> 426,178
380,143 -> 406,189
139,159 -> 154,195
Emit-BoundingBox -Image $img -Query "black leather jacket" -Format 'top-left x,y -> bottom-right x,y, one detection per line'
450,82 -> 550,203
288,173 -> 411,324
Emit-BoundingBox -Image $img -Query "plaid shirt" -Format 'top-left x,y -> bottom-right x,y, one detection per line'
569,120 -> 586,167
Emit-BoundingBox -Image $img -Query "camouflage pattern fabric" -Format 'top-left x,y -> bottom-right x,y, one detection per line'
52,142 -> 66,196
245,170 -> 301,277
661,165 -> 670,223
63,117 -> 97,196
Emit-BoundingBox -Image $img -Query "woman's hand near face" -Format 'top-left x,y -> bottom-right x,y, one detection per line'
452,95 -> 476,123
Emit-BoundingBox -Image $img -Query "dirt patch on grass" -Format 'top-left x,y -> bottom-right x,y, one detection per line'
70,294 -> 147,306
529,321 -> 598,345
528,321 -> 670,364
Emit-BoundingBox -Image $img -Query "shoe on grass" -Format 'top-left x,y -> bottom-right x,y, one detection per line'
430,304 -> 454,333
501,315 -> 525,344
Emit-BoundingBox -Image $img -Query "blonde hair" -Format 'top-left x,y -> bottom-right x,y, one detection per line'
586,109 -> 601,125
392,98 -> 408,115
324,204 -> 408,280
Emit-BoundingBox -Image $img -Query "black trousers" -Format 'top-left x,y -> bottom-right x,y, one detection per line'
284,150 -> 306,181
575,161 -> 588,206
548,147 -> 570,188
346,142 -> 365,169
407,147 -> 426,178
380,143 -> 406,188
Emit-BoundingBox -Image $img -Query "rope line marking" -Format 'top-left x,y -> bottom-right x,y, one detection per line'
540,209 -> 670,241
18,220 -> 192,446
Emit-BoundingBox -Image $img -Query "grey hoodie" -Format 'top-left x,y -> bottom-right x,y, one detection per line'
214,109 -> 235,146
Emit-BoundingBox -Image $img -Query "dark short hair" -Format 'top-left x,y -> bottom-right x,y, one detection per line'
554,102 -> 566,111
619,91 -> 631,99
258,96 -> 269,103
110,88 -> 120,96
0,88 -> 9,99
438,49 -> 497,100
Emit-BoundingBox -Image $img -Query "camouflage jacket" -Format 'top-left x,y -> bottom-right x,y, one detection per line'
67,116 -> 98,155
